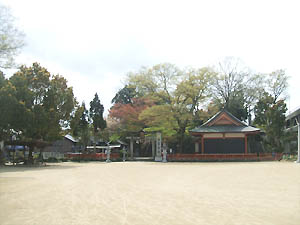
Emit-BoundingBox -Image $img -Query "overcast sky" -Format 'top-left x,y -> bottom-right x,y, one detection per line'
2,0 -> 300,114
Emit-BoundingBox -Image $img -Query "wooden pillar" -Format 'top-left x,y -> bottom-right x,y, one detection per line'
201,135 -> 204,154
244,134 -> 248,154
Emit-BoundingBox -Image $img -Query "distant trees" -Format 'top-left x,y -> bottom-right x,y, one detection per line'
0,4 -> 25,68
109,59 -> 290,153
69,93 -> 107,150
0,62 -> 108,163
0,57 -> 290,157
109,63 -> 214,152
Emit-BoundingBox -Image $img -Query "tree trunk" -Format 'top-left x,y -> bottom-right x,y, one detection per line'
0,141 -> 5,165
27,147 -> 34,165
177,119 -> 188,153
178,127 -> 186,153
38,148 -> 44,164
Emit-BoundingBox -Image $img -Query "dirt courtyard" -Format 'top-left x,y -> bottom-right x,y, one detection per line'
0,161 -> 300,225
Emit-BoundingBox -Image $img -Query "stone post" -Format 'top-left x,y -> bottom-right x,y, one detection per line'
155,132 -> 162,162
162,143 -> 167,163
122,147 -> 127,162
106,146 -> 111,163
151,138 -> 155,158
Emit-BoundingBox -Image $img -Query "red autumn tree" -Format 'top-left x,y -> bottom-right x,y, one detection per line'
109,97 -> 154,134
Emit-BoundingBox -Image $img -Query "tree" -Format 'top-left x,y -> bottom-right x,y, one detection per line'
90,93 -> 106,132
9,63 -> 76,141
126,64 -> 213,152
111,85 -> 136,104
78,102 -> 90,150
267,69 -> 289,102
8,63 -> 76,163
139,104 -> 178,138
109,97 -> 154,136
0,4 -> 25,68
70,102 -> 90,150
0,73 -> 19,140
171,67 -> 213,151
211,57 -> 265,122
254,93 -> 287,152
211,57 -> 247,108
90,93 -> 106,150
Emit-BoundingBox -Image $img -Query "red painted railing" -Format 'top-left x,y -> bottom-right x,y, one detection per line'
167,153 -> 283,161
65,153 -> 120,160
64,152 -> 283,161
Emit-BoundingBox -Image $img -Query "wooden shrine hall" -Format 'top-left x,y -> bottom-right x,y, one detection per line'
190,110 -> 260,154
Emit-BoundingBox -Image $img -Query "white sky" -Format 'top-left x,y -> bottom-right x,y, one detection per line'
1,0 -> 300,114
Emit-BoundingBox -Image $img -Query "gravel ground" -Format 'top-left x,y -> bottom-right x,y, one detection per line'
0,161 -> 300,225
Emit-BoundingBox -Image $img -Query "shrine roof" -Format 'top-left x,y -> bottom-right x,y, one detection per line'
190,109 -> 260,134
190,125 -> 259,133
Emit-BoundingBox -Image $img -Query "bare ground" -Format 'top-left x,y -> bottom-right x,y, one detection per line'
0,161 -> 300,225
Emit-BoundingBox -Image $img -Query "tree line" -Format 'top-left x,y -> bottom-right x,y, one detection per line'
0,3 -> 292,161
109,59 -> 290,153
0,61 -> 290,158
0,63 -> 107,163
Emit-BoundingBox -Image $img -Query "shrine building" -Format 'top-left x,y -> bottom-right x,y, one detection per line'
190,110 -> 260,154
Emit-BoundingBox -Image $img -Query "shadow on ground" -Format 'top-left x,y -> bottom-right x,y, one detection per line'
0,162 -> 81,173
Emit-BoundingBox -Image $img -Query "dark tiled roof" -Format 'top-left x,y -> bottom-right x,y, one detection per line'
190,125 -> 260,133
190,109 -> 260,134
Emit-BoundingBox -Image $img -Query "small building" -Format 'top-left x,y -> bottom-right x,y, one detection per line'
43,134 -> 80,153
285,107 -> 300,153
190,110 -> 260,154
285,107 -> 300,132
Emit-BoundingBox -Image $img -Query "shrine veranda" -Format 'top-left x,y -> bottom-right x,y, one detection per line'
1,161 -> 300,225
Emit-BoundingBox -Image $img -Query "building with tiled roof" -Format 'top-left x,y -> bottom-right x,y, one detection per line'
190,109 -> 260,154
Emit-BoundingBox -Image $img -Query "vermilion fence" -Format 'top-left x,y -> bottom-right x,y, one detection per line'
65,152 -> 283,161
65,153 -> 120,160
167,153 -> 283,161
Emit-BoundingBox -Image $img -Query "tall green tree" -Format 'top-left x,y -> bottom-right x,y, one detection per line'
9,63 -> 76,141
90,93 -> 106,150
0,72 -> 23,140
70,102 -> 90,150
111,85 -> 136,104
254,93 -> 287,152
0,4 -> 25,68
90,93 -> 106,132
8,63 -> 76,162
78,102 -> 90,150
